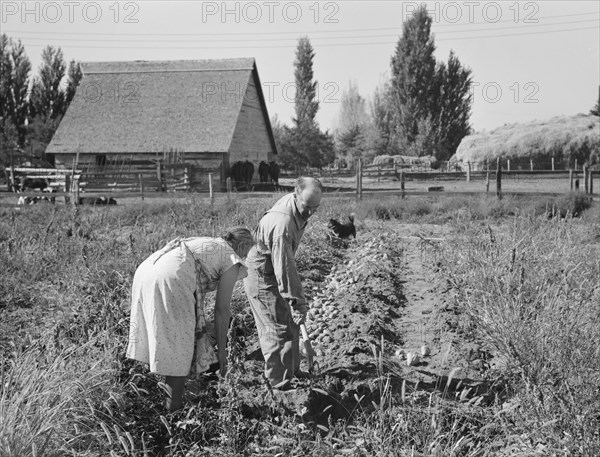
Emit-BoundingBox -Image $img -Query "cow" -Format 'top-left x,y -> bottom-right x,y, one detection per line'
258,161 -> 270,183
78,196 -> 117,205
243,160 -> 255,184
269,161 -> 280,185
17,195 -> 55,205
230,161 -> 243,187
21,177 -> 49,192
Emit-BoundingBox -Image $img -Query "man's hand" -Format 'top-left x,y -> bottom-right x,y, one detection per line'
290,301 -> 308,325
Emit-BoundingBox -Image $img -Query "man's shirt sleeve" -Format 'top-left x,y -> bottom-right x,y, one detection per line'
270,229 -> 306,307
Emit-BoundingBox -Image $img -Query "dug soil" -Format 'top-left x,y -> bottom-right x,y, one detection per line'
186,221 -> 505,428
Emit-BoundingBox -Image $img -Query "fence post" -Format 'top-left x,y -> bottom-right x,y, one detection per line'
590,170 -> 594,195
583,166 -> 588,194
64,174 -> 71,205
209,173 -> 214,201
356,158 -> 362,199
466,161 -> 471,182
400,170 -> 405,198
530,159 -> 533,171
551,157 -> 555,171
569,170 -> 574,190
359,158 -> 363,199
139,173 -> 144,201
226,176 -> 232,199
575,159 -> 578,171
184,166 -> 190,192
496,157 -> 502,199
507,159 -> 511,172
486,172 -> 490,193
8,165 -> 15,191
72,176 -> 80,204
157,162 -> 163,192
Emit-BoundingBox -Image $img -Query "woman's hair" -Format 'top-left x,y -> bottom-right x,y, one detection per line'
222,227 -> 255,254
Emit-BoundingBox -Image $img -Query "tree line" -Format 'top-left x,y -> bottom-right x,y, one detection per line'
1,6 -> 475,173
274,6 -> 474,171
0,34 -> 82,169
7,7 -> 594,174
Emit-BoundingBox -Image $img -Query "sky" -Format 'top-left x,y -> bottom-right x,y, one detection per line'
1,0 -> 599,135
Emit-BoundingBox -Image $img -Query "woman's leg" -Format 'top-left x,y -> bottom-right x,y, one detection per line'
165,376 -> 186,412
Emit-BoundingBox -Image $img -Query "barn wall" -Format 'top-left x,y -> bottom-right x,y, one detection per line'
53,152 -> 223,170
52,152 -> 225,187
227,73 -> 275,178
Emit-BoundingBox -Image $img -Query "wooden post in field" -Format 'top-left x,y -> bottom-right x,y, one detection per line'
139,173 -> 144,201
400,170 -> 405,198
466,161 -> 471,182
569,170 -> 573,190
377,165 -> 381,183
8,165 -> 15,191
356,158 -> 363,199
64,174 -> 71,205
507,159 -> 511,172
583,166 -> 588,194
486,172 -> 490,193
590,170 -> 594,194
551,157 -> 555,171
360,159 -> 363,195
530,159 -> 533,171
226,177 -> 232,199
184,166 -> 190,192
575,159 -> 578,171
209,173 -> 214,201
157,162 -> 163,192
72,176 -> 80,204
496,157 -> 502,199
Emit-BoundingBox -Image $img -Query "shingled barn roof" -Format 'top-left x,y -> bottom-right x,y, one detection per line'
46,58 -> 275,154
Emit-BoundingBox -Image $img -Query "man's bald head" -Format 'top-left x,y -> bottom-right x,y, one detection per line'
294,177 -> 323,220
294,177 -> 323,194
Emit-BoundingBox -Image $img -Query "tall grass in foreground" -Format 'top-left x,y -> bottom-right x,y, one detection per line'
1,195 -> 598,455
443,215 -> 600,455
0,340 -> 114,457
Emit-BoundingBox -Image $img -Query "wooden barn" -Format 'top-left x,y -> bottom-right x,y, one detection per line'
45,58 -> 277,191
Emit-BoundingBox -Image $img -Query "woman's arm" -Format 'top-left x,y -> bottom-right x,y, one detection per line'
214,263 -> 240,375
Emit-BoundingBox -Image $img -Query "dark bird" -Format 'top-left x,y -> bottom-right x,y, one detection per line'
328,214 -> 356,239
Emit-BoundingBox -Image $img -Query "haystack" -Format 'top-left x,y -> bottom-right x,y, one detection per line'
450,114 -> 599,169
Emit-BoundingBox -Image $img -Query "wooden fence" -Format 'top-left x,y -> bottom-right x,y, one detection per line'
5,163 -> 221,195
350,159 -> 597,199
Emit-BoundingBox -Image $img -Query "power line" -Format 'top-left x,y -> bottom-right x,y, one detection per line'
3,11 -> 598,37
9,26 -> 598,50
5,18 -> 599,44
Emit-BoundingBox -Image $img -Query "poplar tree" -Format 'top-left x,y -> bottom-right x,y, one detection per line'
434,51 -> 473,160
286,36 -> 334,170
293,36 -> 319,131
335,81 -> 370,164
0,35 -> 32,146
65,59 -> 83,108
30,45 -> 66,121
389,5 -> 472,161
390,5 -> 437,154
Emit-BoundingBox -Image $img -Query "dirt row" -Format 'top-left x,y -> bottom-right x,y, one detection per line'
182,222 -> 503,428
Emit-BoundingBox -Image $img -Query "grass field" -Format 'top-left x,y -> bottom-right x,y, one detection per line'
1,188 -> 599,456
